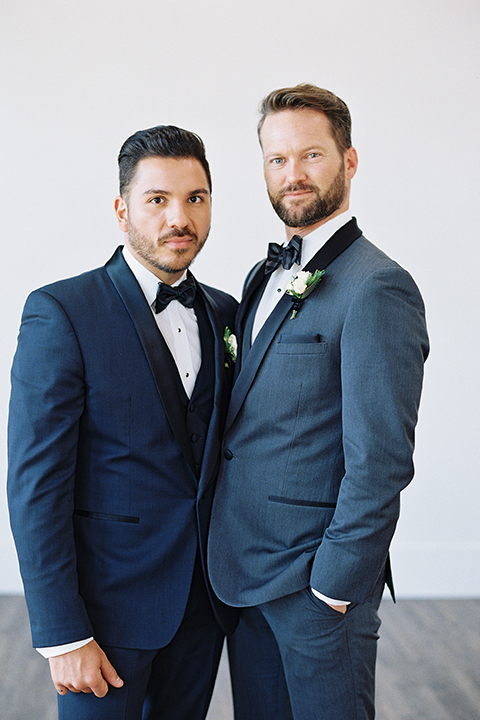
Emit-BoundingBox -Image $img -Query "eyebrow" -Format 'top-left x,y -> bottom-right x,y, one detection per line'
142,188 -> 210,196
264,145 -> 328,160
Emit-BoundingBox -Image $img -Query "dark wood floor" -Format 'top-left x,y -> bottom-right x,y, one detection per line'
1,595 -> 479,719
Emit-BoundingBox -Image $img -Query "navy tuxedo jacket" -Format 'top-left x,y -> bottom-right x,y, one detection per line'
7,248 -> 238,649
208,220 -> 429,607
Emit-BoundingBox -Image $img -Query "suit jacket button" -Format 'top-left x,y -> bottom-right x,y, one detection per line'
224,449 -> 233,460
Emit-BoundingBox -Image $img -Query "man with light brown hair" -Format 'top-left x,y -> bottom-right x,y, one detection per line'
208,84 -> 429,720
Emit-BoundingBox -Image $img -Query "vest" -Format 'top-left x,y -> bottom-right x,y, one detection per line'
173,294 -> 215,478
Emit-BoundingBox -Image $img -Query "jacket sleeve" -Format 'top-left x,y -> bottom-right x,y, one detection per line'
310,265 -> 429,603
7,289 -> 94,647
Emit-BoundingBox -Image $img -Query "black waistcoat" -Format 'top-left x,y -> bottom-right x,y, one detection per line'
173,294 -> 215,478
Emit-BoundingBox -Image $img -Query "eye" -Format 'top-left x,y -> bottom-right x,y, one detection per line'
271,158 -> 284,166
188,195 -> 203,204
149,196 -> 165,204
307,152 -> 320,159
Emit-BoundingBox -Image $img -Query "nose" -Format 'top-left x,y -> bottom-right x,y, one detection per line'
286,159 -> 307,185
165,201 -> 189,229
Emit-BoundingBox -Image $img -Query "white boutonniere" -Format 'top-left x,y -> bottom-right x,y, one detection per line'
286,269 -> 325,319
224,327 -> 237,365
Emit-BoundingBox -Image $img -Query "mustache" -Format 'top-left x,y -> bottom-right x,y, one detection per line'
159,228 -> 198,242
279,183 -> 318,197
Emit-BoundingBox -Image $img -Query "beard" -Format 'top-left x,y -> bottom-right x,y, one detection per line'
268,163 -> 347,228
127,225 -> 207,275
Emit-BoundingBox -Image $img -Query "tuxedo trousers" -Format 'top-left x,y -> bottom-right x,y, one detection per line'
227,577 -> 384,720
57,556 -> 224,720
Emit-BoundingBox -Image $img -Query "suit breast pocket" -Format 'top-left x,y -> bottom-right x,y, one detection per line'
275,333 -> 328,355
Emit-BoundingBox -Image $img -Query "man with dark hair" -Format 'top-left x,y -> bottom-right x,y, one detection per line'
8,124 -> 238,720
118,124 -> 212,197
208,84 -> 429,719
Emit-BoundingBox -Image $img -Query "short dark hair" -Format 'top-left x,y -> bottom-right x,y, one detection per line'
118,125 -> 212,197
258,84 -> 352,154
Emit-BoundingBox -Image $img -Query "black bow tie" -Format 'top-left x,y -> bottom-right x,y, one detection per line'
265,234 -> 303,274
154,277 -> 197,313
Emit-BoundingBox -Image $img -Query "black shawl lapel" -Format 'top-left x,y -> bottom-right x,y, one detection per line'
105,248 -> 196,475
236,264 -> 269,376
301,217 -> 362,274
226,218 -> 362,431
235,260 -> 266,336
195,283 -> 230,493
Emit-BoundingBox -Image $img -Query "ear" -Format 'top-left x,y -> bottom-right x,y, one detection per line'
344,146 -> 358,180
114,196 -> 129,232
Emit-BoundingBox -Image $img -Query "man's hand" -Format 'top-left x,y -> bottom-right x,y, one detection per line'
327,603 -> 347,614
49,640 -> 124,697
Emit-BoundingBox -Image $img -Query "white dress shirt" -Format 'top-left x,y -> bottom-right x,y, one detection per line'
37,247 -> 202,658
253,211 -> 353,608
123,247 -> 201,398
252,211 -> 352,342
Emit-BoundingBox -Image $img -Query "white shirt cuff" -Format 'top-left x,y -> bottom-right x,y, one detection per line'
310,588 -> 351,606
36,637 -> 94,658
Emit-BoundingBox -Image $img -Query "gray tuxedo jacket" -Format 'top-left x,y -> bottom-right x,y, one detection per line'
208,220 -> 429,607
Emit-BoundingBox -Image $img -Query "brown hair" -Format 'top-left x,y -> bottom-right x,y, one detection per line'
258,83 -> 352,154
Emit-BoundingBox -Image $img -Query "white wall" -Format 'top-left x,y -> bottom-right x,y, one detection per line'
1,0 -> 479,597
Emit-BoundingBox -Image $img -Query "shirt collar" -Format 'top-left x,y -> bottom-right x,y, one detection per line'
294,210 -> 352,268
122,246 -> 188,308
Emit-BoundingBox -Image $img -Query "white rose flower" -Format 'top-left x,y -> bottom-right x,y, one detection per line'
285,268 -> 325,319
228,334 -> 237,357
291,271 -> 310,294
224,327 -> 237,362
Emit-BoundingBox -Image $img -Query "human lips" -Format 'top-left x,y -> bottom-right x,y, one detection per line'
284,190 -> 312,197
281,185 -> 316,199
165,237 -> 193,248
161,230 -> 197,249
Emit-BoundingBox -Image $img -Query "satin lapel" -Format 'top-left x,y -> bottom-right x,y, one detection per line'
301,217 -> 362,275
235,260 -> 266,335
105,248 -> 196,474
234,260 -> 268,379
195,284 -> 228,493
226,218 -> 363,432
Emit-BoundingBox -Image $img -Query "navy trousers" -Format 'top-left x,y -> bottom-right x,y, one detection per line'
227,579 -> 384,720
57,559 -> 224,720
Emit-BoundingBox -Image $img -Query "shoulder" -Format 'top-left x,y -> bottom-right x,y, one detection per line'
35,264 -> 107,298
243,260 -> 264,297
342,235 -> 404,273
336,237 -> 428,352
23,263 -> 112,318
337,235 -> 424,301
